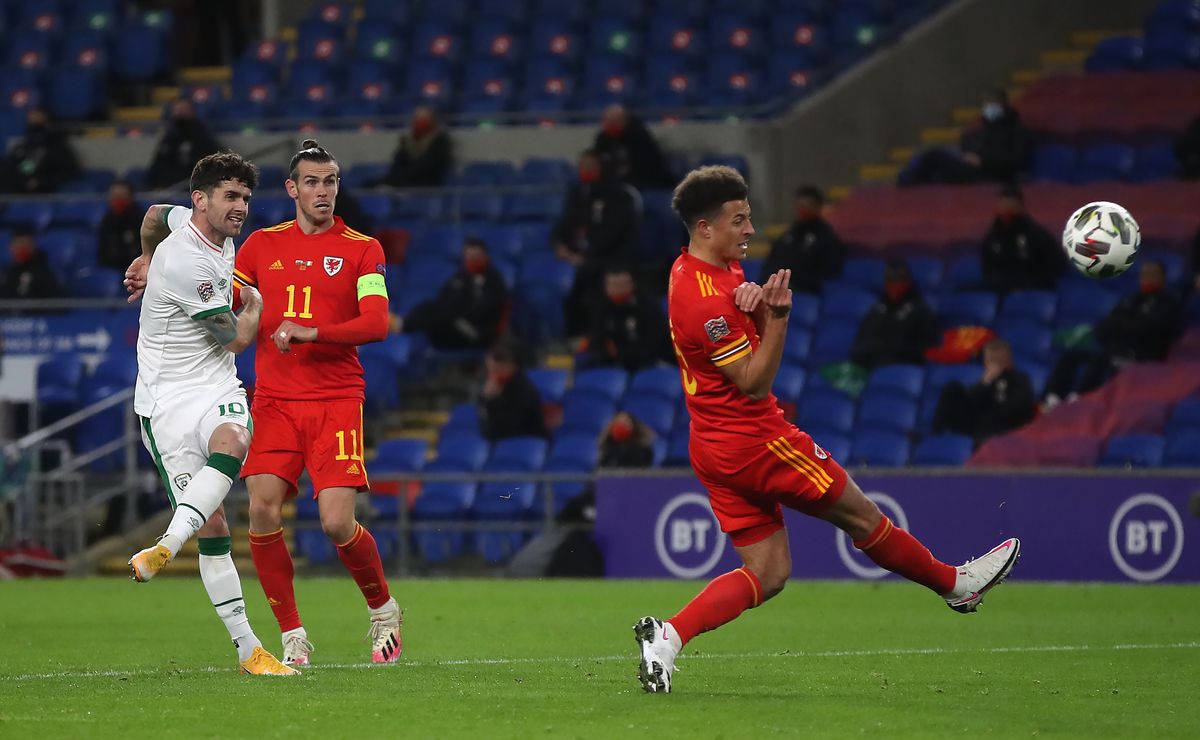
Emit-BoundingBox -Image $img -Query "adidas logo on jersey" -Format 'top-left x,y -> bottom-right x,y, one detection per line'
269,259 -> 284,270
345,462 -> 360,475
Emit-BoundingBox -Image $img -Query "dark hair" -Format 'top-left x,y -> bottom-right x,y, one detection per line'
999,184 -> 1023,202
463,236 -> 488,252
488,339 -> 518,366
884,260 -> 911,282
190,151 -> 258,194
794,185 -> 824,204
671,165 -> 748,232
11,226 -> 34,240
604,263 -> 633,277
289,139 -> 338,182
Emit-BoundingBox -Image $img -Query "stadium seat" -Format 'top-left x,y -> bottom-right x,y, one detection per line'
911,434 -> 974,465
37,353 -> 84,410
622,393 -> 677,437
841,258 -> 886,291
1141,29 -> 1200,70
443,402 -> 481,433
1085,36 -> 1143,72
472,481 -> 538,564
944,255 -> 983,292
1030,143 -> 1078,182
1074,143 -> 1136,183
783,330 -> 812,367
857,395 -> 918,435
1163,430 -> 1200,467
487,437 -> 548,473
547,432 -> 600,470
1057,281 -> 1120,325
517,158 -> 574,186
1100,434 -> 1165,468
791,293 -> 821,328
527,368 -> 570,405
589,17 -> 643,57
507,192 -> 562,222
798,392 -> 855,435
773,365 -> 807,406
572,368 -> 628,402
47,66 -> 106,120
865,364 -> 925,399
411,482 -> 475,563
938,291 -> 997,327
709,12 -> 766,55
3,201 -> 53,231
529,18 -> 583,61
113,22 -> 171,83
649,13 -> 702,56
430,431 -> 490,472
848,431 -> 910,467
560,392 -> 616,436
999,290 -> 1058,324
1167,397 -> 1200,435
373,438 -> 429,474
626,366 -> 682,402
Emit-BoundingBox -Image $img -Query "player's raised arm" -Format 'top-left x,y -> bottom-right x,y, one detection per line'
196,285 -> 263,354
125,204 -> 190,302
716,269 -> 791,400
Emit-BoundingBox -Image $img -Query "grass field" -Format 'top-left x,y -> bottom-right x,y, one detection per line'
1,578 -> 1197,739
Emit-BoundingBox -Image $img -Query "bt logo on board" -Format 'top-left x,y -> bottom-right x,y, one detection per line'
655,492 -> 727,579
1109,493 -> 1184,582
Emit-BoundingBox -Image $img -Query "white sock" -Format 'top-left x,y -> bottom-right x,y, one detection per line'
368,597 -> 397,618
198,548 -> 261,662
162,464 -> 235,557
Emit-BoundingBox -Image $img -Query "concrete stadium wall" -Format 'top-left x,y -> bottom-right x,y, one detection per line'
72,0 -> 1156,222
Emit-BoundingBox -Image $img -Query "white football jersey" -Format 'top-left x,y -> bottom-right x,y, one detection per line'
134,207 -> 240,417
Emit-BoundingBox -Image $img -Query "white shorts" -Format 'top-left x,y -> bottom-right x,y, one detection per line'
139,387 -> 251,507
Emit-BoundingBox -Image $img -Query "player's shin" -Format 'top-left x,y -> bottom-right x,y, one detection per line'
198,536 -> 263,662
667,567 -> 763,648
854,515 -> 957,595
248,528 -> 302,632
161,453 -> 242,556
335,523 -> 391,609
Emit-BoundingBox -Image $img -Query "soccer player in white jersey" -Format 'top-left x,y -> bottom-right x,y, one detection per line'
127,152 -> 295,676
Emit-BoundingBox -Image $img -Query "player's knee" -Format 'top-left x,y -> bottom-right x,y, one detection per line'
320,514 -> 357,545
758,561 -> 791,601
210,423 -> 252,461
248,496 -> 282,531
197,506 -> 230,538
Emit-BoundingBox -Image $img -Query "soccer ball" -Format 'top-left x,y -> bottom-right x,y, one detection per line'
1061,201 -> 1141,279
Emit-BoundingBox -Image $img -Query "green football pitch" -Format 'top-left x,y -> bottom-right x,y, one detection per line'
1,578 -> 1196,738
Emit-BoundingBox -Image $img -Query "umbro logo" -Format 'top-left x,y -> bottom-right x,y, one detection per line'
269,259 -> 284,270
346,462 -> 360,475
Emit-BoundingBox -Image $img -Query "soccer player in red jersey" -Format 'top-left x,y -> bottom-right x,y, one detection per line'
634,167 -> 1020,693
232,141 -> 400,666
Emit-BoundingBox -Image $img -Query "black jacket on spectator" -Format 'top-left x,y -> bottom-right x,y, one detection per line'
1175,114 -> 1200,179
583,293 -> 670,372
479,373 -> 548,441
593,116 -> 674,188
2,125 -> 80,194
145,118 -> 222,190
980,214 -> 1062,292
551,177 -> 641,265
405,265 -> 508,350
383,129 -> 452,187
761,217 -> 844,294
97,205 -> 143,271
1,250 -> 61,299
961,108 -> 1032,183
850,292 -> 939,370
1096,290 -> 1181,362
933,367 -> 1036,443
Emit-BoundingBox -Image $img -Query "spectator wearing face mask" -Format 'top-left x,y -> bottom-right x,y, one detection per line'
898,89 -> 1031,186
599,411 -> 655,468
552,149 -> 642,336
97,180 -> 143,271
145,98 -> 222,190
393,237 -> 509,350
478,341 -> 548,441
580,266 -> 671,372
760,185 -> 844,294
1,230 -> 61,301
379,106 -> 453,188
850,261 -> 940,370
1044,260 -> 1181,406
592,104 -> 674,188
933,339 -> 1036,443
980,186 -> 1062,294
0,107 -> 80,194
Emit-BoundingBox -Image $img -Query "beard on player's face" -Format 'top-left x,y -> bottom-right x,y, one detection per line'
204,191 -> 248,239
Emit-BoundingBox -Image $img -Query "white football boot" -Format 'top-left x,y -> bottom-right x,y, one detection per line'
368,598 -> 403,664
282,629 -> 314,667
633,616 -> 681,693
944,537 -> 1021,613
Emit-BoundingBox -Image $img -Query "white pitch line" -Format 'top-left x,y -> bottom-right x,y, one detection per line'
5,641 -> 1198,683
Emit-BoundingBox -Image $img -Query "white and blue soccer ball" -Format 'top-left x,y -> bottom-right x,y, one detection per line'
1061,201 -> 1141,279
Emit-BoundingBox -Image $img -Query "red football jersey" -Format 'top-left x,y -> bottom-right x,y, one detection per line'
233,217 -> 386,402
668,247 -> 791,447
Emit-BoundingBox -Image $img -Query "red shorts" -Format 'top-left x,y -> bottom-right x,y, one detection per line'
690,426 -> 847,548
242,397 -> 369,498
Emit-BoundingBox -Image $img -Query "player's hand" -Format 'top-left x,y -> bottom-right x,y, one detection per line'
123,255 -> 149,303
273,319 -> 317,352
761,269 -> 792,318
733,281 -> 764,313
239,286 -> 263,313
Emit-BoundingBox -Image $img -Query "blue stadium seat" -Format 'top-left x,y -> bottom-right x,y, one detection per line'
1100,434 -> 1165,468
38,353 -> 84,409
372,438 -> 429,474
351,22 -> 404,66
820,282 -> 877,320
473,481 -> 538,564
1167,397 -> 1200,435
88,354 -> 139,390
430,431 -> 490,472
547,432 -> 600,470
1163,430 -> 1200,467
783,329 -> 812,367
1000,290 -> 1058,324
61,29 -> 109,70
478,0 -> 528,24
1141,29 -> 1200,70
443,402 -> 480,433
573,367 -> 628,402
622,393 -> 677,437
404,58 -> 455,106
113,22 -> 171,82
790,293 -> 821,328
412,482 -> 475,563
7,33 -> 52,72
912,434 -> 973,465
560,391 -> 616,436
944,254 -> 983,292
709,12 -> 766,55
841,257 -> 886,291
926,363 -> 980,392
38,229 -> 81,270
644,52 -> 700,106
766,48 -> 819,96
361,0 -> 412,24
706,53 -> 765,106
1074,143 -> 1136,184
1019,361 -> 1049,398
507,191 -> 562,222
809,321 -> 857,367
295,19 -> 345,62
938,291 -> 997,327
487,437 -> 548,472
47,67 -> 106,120
1030,144 -> 1077,182
1057,281 -> 1120,325
393,193 -> 446,222
588,16 -> 642,57
411,19 -> 463,60
857,395 -> 918,435
1131,139 -> 1180,182
629,366 -> 683,402
798,391 -> 855,435
3,201 -> 53,230
419,0 -> 471,23
831,2 -> 881,51
529,18 -> 583,61
665,427 -> 690,466
1149,0 -> 1200,31
517,158 -> 574,185
866,365 -> 925,399
69,267 -> 124,299
848,431 -> 909,467
649,14 -> 703,56
773,365 -> 806,405
527,367 -> 570,405
994,321 -> 1053,363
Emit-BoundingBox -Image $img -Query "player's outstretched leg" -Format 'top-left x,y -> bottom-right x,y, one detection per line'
943,538 -> 1021,613
130,452 -> 243,582
633,616 -> 680,693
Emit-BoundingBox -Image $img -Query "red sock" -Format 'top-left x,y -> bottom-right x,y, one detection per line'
855,516 -> 956,595
336,523 -> 391,610
248,528 -> 301,632
668,567 -> 763,647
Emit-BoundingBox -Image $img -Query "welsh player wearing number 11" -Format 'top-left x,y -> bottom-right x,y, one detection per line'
634,166 -> 1021,693
234,141 -> 401,666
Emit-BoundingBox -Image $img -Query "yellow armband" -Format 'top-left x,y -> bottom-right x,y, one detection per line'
357,272 -> 388,300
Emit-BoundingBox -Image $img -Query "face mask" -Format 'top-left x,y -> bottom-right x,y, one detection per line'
982,102 -> 1004,122
608,290 -> 632,305
884,280 -> 912,303
578,167 -> 600,184
464,255 -> 488,274
609,418 -> 634,442
996,211 -> 1017,225
490,368 -> 514,385
795,206 -> 819,222
110,197 -> 133,214
1139,279 -> 1163,294
602,121 -> 625,138
11,245 -> 34,265
412,118 -> 433,137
